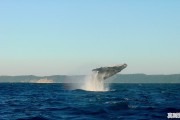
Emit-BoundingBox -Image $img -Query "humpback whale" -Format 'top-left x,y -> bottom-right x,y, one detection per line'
92,64 -> 127,80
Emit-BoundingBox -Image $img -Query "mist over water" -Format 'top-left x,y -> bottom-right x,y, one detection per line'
80,71 -> 109,91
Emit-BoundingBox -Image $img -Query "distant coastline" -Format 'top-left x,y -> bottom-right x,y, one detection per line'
0,74 -> 180,83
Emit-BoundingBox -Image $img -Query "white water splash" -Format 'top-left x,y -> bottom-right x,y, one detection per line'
81,71 -> 109,91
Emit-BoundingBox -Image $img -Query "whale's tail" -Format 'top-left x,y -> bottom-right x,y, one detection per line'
92,64 -> 127,80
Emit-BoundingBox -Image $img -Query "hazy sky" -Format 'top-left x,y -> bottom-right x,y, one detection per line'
0,0 -> 180,75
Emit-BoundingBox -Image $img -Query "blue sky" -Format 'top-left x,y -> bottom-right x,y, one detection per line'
0,0 -> 180,75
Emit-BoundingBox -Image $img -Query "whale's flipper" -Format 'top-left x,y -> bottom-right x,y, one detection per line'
92,64 -> 127,80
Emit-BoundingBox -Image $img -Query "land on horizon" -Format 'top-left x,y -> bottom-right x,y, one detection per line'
0,74 -> 180,83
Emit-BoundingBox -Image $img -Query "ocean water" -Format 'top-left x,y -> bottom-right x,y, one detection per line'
0,83 -> 180,120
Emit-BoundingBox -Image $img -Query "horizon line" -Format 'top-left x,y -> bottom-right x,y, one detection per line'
0,73 -> 180,77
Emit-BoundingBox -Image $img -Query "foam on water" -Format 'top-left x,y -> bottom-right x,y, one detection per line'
81,71 -> 109,91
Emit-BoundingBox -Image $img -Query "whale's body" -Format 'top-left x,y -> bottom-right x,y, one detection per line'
92,64 -> 127,80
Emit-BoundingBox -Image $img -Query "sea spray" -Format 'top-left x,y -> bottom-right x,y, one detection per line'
81,71 -> 109,91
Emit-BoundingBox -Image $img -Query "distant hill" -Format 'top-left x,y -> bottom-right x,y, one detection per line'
0,74 -> 180,83
107,74 -> 180,83
0,75 -> 84,83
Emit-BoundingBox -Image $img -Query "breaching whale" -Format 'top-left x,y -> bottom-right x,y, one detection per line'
92,64 -> 127,80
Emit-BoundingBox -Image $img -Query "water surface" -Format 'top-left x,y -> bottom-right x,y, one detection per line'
0,83 -> 180,120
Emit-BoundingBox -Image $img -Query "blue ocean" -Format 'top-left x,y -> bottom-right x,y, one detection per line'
0,83 -> 180,120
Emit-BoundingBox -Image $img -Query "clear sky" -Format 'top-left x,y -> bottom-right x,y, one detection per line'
0,0 -> 180,75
